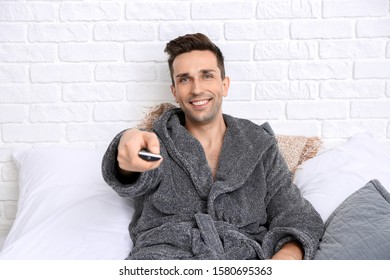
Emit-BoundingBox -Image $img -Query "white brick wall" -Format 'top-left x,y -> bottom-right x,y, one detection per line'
0,0 -> 390,248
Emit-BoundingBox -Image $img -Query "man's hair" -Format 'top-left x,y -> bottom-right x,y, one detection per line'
164,33 -> 225,85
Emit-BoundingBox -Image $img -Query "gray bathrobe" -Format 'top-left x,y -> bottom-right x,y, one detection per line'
102,108 -> 324,260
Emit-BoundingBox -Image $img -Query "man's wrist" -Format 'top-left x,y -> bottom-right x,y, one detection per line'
115,161 -> 141,184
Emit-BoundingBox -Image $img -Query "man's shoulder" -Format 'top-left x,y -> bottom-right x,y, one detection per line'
226,114 -> 275,137
224,115 -> 278,160
258,121 -> 274,136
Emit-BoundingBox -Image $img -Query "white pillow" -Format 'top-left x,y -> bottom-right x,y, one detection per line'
294,133 -> 390,223
0,147 -> 134,260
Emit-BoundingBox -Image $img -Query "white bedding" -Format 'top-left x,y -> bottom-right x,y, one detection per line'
294,133 -> 390,222
0,147 -> 134,259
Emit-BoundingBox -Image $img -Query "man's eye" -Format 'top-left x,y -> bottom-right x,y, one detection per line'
179,77 -> 189,83
204,73 -> 213,79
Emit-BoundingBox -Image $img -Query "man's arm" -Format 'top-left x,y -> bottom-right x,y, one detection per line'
271,241 -> 304,260
262,140 -> 324,260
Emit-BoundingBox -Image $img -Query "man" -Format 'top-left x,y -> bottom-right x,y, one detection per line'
102,33 -> 324,260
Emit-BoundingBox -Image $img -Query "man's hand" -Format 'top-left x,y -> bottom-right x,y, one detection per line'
117,129 -> 162,173
270,241 -> 304,260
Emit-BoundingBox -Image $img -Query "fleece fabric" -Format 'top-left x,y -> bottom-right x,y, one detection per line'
102,108 -> 324,260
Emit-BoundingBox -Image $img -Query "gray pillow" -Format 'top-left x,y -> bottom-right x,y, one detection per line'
314,179 -> 390,260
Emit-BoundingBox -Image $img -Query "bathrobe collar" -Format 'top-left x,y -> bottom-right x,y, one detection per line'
154,108 -> 274,199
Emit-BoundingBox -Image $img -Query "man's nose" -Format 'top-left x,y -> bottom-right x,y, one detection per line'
191,78 -> 203,95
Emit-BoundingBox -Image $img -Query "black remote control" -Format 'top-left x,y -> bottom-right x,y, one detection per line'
138,150 -> 162,162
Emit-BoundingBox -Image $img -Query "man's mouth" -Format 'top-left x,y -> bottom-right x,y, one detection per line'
189,98 -> 212,109
190,99 -> 210,106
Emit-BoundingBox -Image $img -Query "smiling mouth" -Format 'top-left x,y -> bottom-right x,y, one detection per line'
190,99 -> 210,106
189,99 -> 212,109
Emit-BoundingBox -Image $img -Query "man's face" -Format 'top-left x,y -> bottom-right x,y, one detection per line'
170,50 -> 229,126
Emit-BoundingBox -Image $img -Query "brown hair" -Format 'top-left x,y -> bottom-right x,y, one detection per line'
164,33 -> 225,85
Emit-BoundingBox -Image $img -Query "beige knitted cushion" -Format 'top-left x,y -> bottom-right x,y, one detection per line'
276,135 -> 321,173
137,103 -> 322,173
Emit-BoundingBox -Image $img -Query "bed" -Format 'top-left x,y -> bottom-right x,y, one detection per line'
1,121 -> 390,260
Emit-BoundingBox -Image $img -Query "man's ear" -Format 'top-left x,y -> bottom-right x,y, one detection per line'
222,76 -> 230,97
170,84 -> 178,103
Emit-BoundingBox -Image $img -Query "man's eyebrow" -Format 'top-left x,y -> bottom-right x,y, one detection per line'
200,69 -> 216,74
175,69 -> 217,79
175,72 -> 190,78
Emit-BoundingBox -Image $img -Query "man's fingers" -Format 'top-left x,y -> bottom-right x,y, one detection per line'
143,132 -> 160,155
117,129 -> 162,173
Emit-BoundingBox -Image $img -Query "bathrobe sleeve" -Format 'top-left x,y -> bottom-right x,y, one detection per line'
101,130 -> 162,198
261,140 -> 324,260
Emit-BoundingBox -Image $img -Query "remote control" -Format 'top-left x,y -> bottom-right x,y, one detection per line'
138,150 -> 162,162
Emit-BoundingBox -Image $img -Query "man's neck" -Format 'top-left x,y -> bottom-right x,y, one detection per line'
185,114 -> 227,148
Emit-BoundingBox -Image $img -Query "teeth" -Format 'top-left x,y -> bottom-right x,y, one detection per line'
192,100 -> 209,106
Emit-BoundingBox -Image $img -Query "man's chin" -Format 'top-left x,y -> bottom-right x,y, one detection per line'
186,111 -> 218,126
